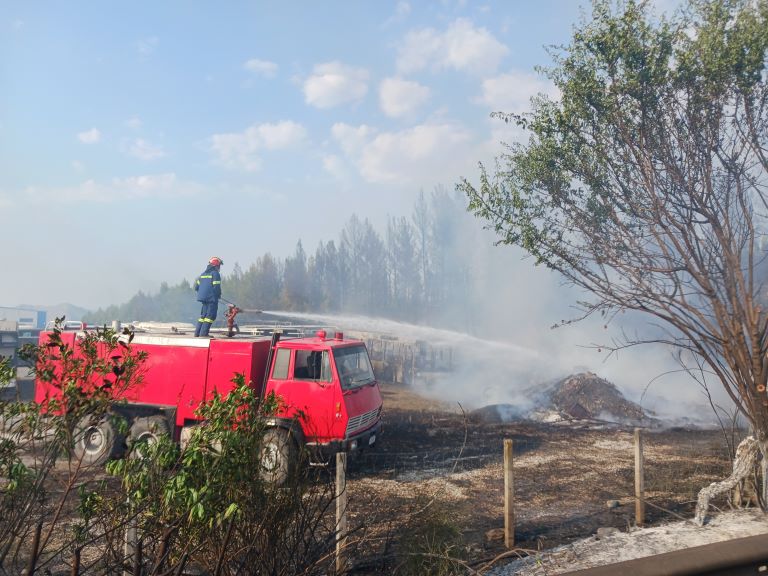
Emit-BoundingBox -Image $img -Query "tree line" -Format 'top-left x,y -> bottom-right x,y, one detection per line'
86,187 -> 500,332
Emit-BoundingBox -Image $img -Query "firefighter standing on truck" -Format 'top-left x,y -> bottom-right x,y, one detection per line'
194,256 -> 223,337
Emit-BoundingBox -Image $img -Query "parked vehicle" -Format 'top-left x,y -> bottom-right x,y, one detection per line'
34,328 -> 382,482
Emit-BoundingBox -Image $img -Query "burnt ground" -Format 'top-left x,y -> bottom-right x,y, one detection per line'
2,378 -> 737,575
342,381 -> 736,573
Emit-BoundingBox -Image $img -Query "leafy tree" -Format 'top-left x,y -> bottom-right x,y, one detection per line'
158,279 -> 199,321
361,219 -> 389,315
412,190 -> 432,319
106,378 -> 337,576
239,253 -> 283,312
427,187 -> 451,311
310,240 -> 343,311
387,217 -> 419,319
428,187 -> 475,329
0,356 -> 12,386
0,321 -> 145,573
386,218 -> 401,307
86,280 -> 197,324
341,214 -> 368,312
337,238 -> 351,312
282,241 -> 309,311
460,0 -> 768,522
229,262 -> 244,285
226,262 -> 246,305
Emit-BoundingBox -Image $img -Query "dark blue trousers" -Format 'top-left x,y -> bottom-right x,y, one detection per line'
195,300 -> 218,337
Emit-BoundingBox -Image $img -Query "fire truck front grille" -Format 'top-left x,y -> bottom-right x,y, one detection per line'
346,407 -> 381,436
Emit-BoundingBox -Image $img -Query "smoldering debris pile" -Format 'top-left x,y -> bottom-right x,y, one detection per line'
473,372 -> 660,427
541,372 -> 649,422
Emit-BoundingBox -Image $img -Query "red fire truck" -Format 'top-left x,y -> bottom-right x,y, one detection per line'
34,328 -> 382,482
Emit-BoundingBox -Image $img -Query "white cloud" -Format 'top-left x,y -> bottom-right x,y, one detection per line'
71,160 -> 85,173
210,120 -> 307,172
397,18 -> 508,75
244,58 -> 278,77
384,1 -> 411,26
331,122 -> 473,184
8,173 -> 197,205
479,70 -> 559,114
361,123 -> 472,183
321,154 -> 348,181
129,138 -> 166,161
331,123 -> 377,157
137,36 -> 159,57
442,0 -> 468,9
125,116 -> 142,130
77,128 -> 101,144
379,77 -> 431,118
397,1 -> 411,17
258,122 -> 307,150
303,61 -> 369,109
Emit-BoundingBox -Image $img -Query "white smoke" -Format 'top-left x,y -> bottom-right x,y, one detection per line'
261,309 -> 733,426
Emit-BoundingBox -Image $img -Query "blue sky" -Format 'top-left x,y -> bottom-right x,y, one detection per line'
2,1 -> 591,308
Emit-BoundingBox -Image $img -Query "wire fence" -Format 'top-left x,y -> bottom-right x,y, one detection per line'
643,429 -> 735,506
345,421 -> 741,552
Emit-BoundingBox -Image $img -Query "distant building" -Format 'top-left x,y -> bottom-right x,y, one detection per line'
0,320 -> 18,365
0,306 -> 47,329
0,307 -> 46,375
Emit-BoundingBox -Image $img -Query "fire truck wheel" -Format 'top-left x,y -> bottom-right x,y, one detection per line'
73,415 -> 125,466
128,416 -> 170,458
259,428 -> 297,485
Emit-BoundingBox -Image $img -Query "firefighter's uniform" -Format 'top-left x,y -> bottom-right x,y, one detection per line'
194,264 -> 222,337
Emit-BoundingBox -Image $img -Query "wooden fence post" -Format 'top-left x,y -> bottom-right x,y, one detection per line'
123,515 -> 137,576
635,428 -> 645,527
26,520 -> 43,576
336,452 -> 348,575
70,547 -> 81,576
504,438 -> 515,548
132,538 -> 143,576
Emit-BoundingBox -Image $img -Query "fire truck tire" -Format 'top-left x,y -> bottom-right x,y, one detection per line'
128,416 -> 170,458
73,415 -> 125,466
259,428 -> 298,485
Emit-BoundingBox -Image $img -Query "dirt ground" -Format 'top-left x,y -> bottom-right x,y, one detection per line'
343,381 -> 735,573
2,378 -> 736,575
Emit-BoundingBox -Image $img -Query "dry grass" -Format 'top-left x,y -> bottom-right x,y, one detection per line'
345,383 -> 736,573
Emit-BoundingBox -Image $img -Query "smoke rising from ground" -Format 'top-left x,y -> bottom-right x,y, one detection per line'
266,306 -> 731,427
433,215 -> 733,425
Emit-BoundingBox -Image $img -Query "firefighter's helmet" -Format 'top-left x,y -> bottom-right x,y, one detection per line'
209,256 -> 224,267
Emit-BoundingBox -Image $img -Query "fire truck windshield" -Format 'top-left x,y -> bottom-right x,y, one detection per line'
334,345 -> 375,390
